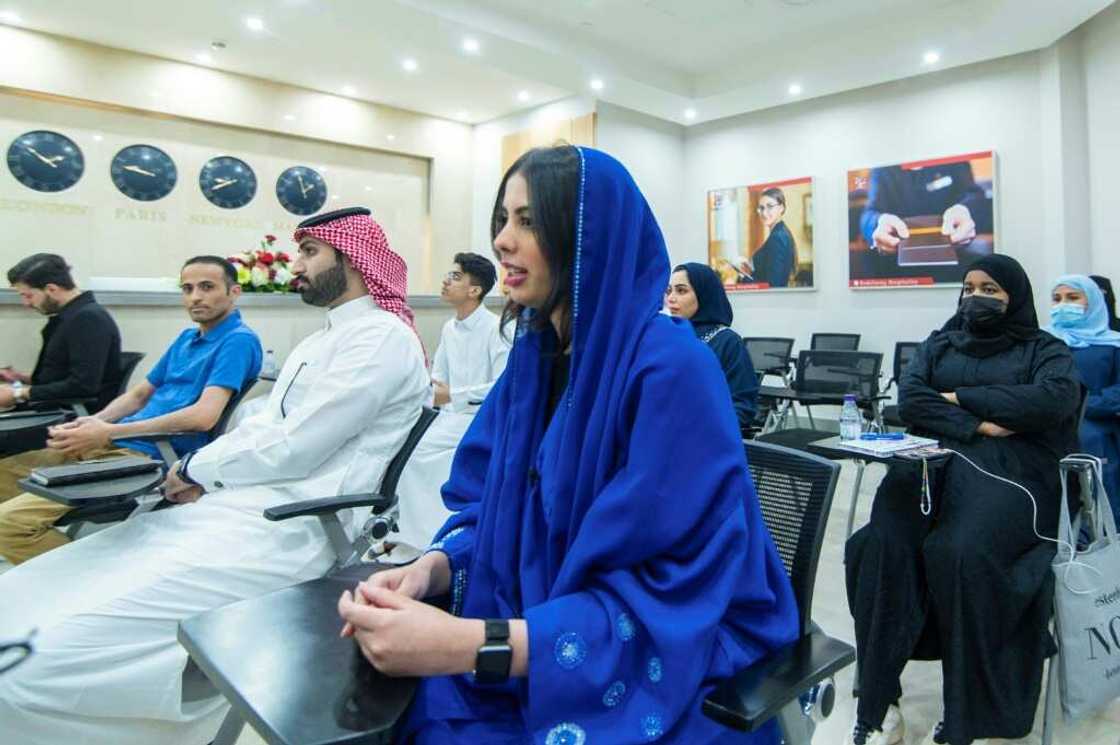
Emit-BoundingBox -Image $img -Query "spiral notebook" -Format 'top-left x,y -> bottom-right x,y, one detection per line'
834,435 -> 939,457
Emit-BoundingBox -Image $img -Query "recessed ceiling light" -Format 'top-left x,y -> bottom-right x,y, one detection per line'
195,52 -> 213,65
589,78 -> 604,92
283,113 -> 296,121
401,58 -> 418,72
0,10 -> 21,24
788,83 -> 802,96
341,84 -> 357,96
684,108 -> 697,120
923,50 -> 941,65
517,90 -> 530,102
245,17 -> 264,32
386,134 -> 396,141
461,38 -> 480,54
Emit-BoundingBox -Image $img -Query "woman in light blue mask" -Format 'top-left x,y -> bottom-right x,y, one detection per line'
1047,274 -> 1120,518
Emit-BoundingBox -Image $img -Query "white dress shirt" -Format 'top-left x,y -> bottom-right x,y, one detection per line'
430,303 -> 510,414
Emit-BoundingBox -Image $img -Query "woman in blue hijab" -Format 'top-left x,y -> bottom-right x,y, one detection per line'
665,262 -> 760,434
337,145 -> 798,743
1047,274 -> 1120,517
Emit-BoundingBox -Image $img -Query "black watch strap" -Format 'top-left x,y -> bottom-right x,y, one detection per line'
474,618 -> 512,684
485,618 -> 510,644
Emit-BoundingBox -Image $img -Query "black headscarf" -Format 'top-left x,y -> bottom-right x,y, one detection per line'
940,254 -> 1041,357
675,262 -> 733,338
1091,275 -> 1120,332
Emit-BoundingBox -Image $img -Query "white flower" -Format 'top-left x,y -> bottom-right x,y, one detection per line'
272,266 -> 293,285
250,265 -> 270,287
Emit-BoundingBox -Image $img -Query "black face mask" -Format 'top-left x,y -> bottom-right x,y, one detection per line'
959,295 -> 1007,333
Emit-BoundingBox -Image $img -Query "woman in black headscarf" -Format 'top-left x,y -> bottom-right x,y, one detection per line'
1090,275 -> 1120,331
844,255 -> 1081,745
665,262 -> 759,434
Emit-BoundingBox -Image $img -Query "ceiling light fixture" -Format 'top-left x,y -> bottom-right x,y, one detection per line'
210,40 -> 226,51
788,83 -> 802,96
684,108 -> 697,121
923,50 -> 941,65
462,38 -> 480,54
0,10 -> 21,24
589,77 -> 604,92
245,17 -> 264,32
341,84 -> 357,96
517,90 -> 530,102
401,58 -> 418,72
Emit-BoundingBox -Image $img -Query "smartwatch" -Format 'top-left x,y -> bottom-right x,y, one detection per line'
474,619 -> 512,684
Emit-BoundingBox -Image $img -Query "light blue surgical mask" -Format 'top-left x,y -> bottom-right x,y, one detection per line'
1050,302 -> 1087,327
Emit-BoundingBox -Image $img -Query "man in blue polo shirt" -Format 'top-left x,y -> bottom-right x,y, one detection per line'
0,255 -> 261,563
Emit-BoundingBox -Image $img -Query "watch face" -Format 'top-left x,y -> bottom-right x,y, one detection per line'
6,130 -> 85,193
110,144 -> 177,201
199,155 -> 257,209
276,166 -> 327,216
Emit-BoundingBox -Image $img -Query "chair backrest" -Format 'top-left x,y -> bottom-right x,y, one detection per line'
211,379 -> 259,437
810,333 -> 861,351
794,349 -> 884,399
116,352 -> 146,397
745,440 -> 840,635
743,337 -> 795,377
377,406 -> 440,499
892,341 -> 921,383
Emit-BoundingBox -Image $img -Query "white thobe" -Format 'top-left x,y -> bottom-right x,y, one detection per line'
0,295 -> 429,745
394,304 -> 510,549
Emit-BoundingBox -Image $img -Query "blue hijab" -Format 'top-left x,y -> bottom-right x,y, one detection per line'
1046,274 -> 1120,349
407,147 -> 797,743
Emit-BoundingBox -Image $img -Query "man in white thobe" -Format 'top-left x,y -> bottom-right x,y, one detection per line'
392,252 -> 510,553
0,207 -> 429,745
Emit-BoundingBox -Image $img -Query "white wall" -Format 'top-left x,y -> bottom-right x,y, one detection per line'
1082,2 -> 1120,281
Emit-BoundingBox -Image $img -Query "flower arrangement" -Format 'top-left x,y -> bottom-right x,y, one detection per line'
227,235 -> 296,293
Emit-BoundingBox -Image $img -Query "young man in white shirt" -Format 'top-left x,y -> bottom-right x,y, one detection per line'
0,208 -> 430,745
392,252 -> 510,555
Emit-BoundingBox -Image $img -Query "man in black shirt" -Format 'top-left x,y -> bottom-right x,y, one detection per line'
1,254 -> 123,412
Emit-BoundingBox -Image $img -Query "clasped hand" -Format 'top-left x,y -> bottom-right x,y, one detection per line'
46,417 -> 112,456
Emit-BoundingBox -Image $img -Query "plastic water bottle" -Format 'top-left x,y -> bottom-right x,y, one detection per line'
261,350 -> 279,379
839,394 -> 863,441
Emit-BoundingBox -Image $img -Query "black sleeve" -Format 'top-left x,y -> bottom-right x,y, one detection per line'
898,335 -> 983,442
28,310 -> 114,402
713,331 -> 759,432
954,336 -> 1082,433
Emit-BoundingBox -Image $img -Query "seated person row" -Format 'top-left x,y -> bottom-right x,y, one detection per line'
664,262 -> 759,434
0,255 -> 262,564
392,251 -> 510,555
845,255 -> 1081,745
1046,273 -> 1120,519
337,145 -> 798,742
1,253 -> 124,427
0,209 -> 430,745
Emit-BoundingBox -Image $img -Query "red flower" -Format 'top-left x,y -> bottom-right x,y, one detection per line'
269,267 -> 277,280
258,251 -> 275,265
265,234 -> 277,244
277,252 -> 291,263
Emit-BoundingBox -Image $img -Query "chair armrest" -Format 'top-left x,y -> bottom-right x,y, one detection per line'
117,432 -> 190,441
702,628 -> 855,732
263,493 -> 392,522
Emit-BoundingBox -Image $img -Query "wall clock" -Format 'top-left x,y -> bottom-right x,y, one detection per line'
276,166 -> 328,216
6,130 -> 85,192
199,155 -> 256,209
110,144 -> 177,201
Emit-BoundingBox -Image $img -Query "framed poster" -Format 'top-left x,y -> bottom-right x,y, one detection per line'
847,150 -> 996,288
706,177 -> 814,292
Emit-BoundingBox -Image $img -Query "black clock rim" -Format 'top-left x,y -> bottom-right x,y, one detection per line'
109,144 -> 178,201
7,130 -> 85,192
276,166 -> 328,216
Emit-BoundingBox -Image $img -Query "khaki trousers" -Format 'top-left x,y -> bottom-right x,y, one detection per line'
0,445 -> 139,564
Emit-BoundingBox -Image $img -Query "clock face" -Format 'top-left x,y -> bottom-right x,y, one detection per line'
199,155 -> 257,209
6,130 -> 85,192
276,166 -> 327,216
110,144 -> 177,201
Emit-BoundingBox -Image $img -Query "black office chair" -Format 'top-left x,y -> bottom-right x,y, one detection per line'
0,351 -> 146,456
181,437 -> 851,745
879,341 -> 921,429
810,333 -> 860,351
743,337 -> 795,383
20,380 -> 257,536
702,440 -> 853,742
756,350 -> 884,452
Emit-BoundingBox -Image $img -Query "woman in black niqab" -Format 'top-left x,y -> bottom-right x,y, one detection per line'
844,255 -> 1081,745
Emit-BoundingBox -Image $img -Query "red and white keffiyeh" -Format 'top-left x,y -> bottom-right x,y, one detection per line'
293,213 -> 417,334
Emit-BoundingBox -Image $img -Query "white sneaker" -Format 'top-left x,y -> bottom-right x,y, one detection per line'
844,704 -> 905,745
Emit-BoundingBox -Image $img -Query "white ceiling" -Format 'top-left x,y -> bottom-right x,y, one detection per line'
1,0 -> 1113,125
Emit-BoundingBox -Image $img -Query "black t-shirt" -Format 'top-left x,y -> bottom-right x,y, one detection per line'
29,291 -> 123,409
545,352 -> 571,424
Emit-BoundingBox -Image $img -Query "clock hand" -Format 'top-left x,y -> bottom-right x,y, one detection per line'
123,165 -> 157,177
23,145 -> 58,168
301,182 -> 314,196
211,178 -> 239,191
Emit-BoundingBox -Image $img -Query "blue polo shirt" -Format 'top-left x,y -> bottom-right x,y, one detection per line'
113,310 -> 262,461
